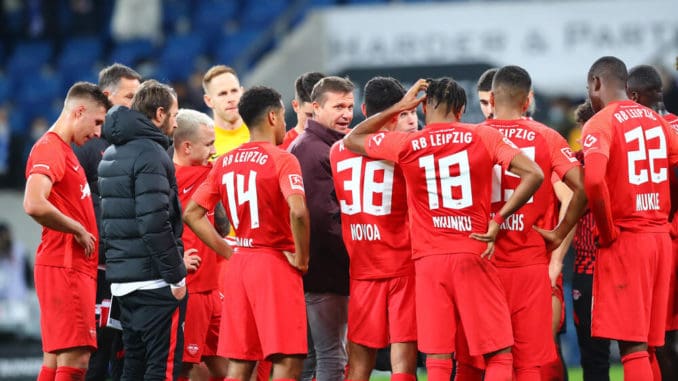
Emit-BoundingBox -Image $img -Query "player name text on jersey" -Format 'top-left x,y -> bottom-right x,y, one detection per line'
636,192 -> 660,212
349,223 -> 382,241
235,236 -> 254,247
498,213 -> 524,231
432,215 -> 472,231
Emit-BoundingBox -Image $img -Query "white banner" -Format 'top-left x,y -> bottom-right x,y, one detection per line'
320,0 -> 678,96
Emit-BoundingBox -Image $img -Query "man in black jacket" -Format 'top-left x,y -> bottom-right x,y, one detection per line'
73,62 -> 141,381
98,79 -> 187,381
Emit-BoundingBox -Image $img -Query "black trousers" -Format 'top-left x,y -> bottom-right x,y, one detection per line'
87,269 -> 124,381
118,286 -> 187,381
572,272 -> 611,381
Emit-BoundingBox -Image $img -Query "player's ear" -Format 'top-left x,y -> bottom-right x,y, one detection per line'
154,106 -> 165,125
267,109 -> 277,126
592,76 -> 602,92
203,94 -> 213,109
361,103 -> 367,117
489,91 -> 496,108
455,105 -> 466,121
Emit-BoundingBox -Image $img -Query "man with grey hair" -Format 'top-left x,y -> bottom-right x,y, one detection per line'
172,109 -> 229,381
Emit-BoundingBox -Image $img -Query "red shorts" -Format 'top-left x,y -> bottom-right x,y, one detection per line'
348,274 -> 417,348
666,239 -> 678,331
497,264 -> 556,368
415,254 -> 513,356
553,273 -> 565,332
218,250 -> 307,360
592,231 -> 672,346
35,265 -> 97,353
183,288 -> 222,363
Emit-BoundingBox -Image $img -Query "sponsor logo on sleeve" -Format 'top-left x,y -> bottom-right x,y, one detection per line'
289,174 -> 304,191
582,134 -> 598,151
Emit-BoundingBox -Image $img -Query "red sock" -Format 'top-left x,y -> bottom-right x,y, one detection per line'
484,353 -> 513,381
454,362 -> 483,381
257,361 -> 272,381
621,351 -> 652,381
648,348 -> 662,381
55,366 -> 86,381
540,356 -> 565,381
391,373 -> 416,381
37,366 -> 56,381
514,367 -> 540,381
426,358 -> 453,381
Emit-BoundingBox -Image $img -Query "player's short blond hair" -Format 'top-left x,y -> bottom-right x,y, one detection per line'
202,65 -> 238,93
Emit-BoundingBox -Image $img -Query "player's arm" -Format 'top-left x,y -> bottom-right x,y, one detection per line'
23,173 -> 95,256
344,79 -> 428,155
183,200 -> 233,260
471,152 -> 543,257
284,194 -> 310,273
213,201 -> 230,237
536,166 -> 587,250
543,179 -> 577,287
583,152 -> 617,247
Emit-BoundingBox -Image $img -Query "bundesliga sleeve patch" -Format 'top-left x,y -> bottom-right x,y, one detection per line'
289,174 -> 304,191
560,147 -> 578,163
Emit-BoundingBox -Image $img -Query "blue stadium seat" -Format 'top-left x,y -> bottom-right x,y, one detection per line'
163,0 -> 193,33
109,39 -> 155,67
345,0 -> 388,3
215,29 -> 262,66
17,73 -> 63,121
193,0 -> 239,36
58,37 -> 103,87
158,33 -> 207,82
9,108 -> 27,135
6,41 -> 53,78
240,0 -> 289,28
0,77 -> 11,104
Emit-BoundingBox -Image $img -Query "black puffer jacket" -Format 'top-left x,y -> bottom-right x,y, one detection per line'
98,106 -> 186,284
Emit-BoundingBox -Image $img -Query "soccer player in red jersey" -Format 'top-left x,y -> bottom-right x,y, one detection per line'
279,72 -> 326,150
184,86 -> 310,381
173,109 -> 229,381
627,64 -> 678,381
570,102 -> 613,381
582,56 -> 678,381
330,77 -> 418,381
486,66 -> 587,381
23,82 -> 111,381
344,78 -> 544,381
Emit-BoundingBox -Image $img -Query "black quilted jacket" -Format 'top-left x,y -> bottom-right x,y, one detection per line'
98,105 -> 186,284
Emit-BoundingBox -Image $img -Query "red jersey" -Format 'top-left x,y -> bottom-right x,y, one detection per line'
175,163 -> 219,293
192,142 -> 305,253
664,112 -> 678,131
364,122 -> 520,259
25,132 -> 98,278
279,128 -> 300,150
330,139 -> 413,279
483,119 -> 580,267
582,100 -> 678,233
